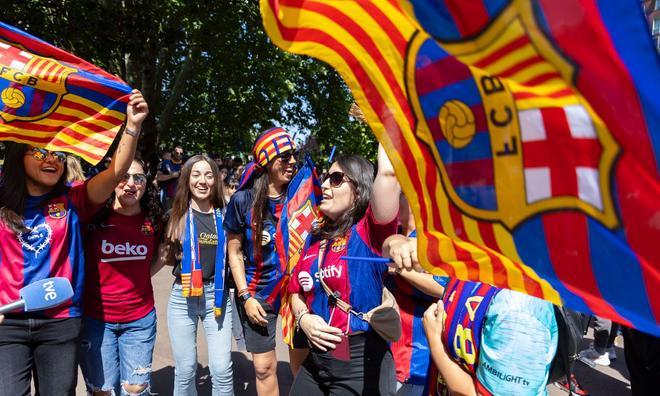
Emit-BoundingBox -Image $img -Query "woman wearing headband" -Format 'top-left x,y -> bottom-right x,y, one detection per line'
163,154 -> 233,395
226,127 -> 301,395
0,90 -> 147,395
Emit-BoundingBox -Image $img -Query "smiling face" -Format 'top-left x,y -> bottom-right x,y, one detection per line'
319,162 -> 356,221
23,148 -> 65,194
189,160 -> 215,204
114,161 -> 147,209
267,150 -> 296,188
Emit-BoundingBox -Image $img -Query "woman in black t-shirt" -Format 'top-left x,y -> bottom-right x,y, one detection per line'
161,154 -> 233,395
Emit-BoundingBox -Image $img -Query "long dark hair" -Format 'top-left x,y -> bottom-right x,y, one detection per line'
89,159 -> 164,234
166,154 -> 225,242
0,142 -> 68,234
251,170 -> 271,250
315,155 -> 374,240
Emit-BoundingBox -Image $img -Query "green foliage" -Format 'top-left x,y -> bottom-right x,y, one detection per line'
3,0 -> 377,162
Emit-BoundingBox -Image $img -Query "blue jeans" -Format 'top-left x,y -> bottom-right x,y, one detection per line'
79,310 -> 157,396
168,282 -> 233,396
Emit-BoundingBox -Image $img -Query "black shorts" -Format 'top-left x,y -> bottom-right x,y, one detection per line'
290,331 -> 396,395
236,296 -> 277,353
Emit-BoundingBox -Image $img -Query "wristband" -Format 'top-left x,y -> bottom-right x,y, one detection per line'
295,309 -> 310,329
237,287 -> 249,297
239,292 -> 252,305
125,126 -> 141,137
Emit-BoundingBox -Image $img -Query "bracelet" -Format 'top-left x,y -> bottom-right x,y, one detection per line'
239,292 -> 253,305
237,287 -> 249,297
125,126 -> 141,137
295,309 -> 310,330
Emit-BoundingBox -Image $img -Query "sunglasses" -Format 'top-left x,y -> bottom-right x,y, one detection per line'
119,173 -> 147,185
323,171 -> 351,188
277,150 -> 297,163
25,147 -> 67,163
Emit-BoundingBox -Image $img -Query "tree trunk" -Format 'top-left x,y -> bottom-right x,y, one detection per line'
158,50 -> 195,138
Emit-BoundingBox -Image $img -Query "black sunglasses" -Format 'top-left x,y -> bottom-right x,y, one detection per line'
277,150 -> 297,162
323,171 -> 351,188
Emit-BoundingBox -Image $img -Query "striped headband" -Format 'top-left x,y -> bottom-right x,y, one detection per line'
252,127 -> 296,167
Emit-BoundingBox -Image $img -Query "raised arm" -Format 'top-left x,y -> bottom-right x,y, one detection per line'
87,89 -> 148,204
370,144 -> 401,224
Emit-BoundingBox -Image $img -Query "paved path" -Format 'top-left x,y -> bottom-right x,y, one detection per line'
75,270 -> 630,395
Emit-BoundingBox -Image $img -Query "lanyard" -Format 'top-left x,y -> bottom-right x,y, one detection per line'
187,205 -> 219,268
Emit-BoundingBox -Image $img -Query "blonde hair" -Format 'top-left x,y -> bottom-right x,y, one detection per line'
66,155 -> 86,184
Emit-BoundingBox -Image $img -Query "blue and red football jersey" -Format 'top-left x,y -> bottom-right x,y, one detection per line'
224,188 -> 284,310
0,181 -> 100,318
386,273 -> 446,385
289,206 -> 398,333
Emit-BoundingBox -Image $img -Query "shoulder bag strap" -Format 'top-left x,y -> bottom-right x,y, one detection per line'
317,239 -> 355,315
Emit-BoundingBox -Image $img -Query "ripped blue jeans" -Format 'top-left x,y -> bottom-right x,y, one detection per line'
79,309 -> 157,395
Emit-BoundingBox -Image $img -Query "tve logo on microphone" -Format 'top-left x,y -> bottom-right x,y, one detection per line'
101,240 -> 148,263
42,279 -> 58,301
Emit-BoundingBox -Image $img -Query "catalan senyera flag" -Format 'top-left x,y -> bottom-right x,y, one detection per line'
261,0 -> 660,336
0,22 -> 132,164
274,155 -> 322,346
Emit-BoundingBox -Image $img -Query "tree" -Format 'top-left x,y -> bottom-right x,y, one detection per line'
3,0 -> 377,166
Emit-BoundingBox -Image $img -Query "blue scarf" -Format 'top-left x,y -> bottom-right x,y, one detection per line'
181,206 -> 226,316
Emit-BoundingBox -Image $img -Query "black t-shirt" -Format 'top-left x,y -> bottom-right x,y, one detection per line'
174,209 -> 218,282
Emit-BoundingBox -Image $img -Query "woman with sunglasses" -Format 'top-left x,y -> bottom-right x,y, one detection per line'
162,154 -> 233,396
288,145 -> 401,395
79,158 -> 164,396
0,90 -> 148,395
226,127 -> 302,395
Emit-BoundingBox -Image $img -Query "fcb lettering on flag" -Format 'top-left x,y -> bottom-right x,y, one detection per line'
0,22 -> 132,164
274,155 -> 322,346
260,0 -> 660,336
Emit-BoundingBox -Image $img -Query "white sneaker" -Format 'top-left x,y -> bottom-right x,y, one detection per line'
579,346 -> 610,366
607,346 -> 616,361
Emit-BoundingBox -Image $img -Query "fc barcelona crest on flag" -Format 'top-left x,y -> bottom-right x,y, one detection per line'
47,202 -> 66,219
0,22 -> 132,165
0,39 -> 75,123
261,0 -> 660,335
405,4 -> 620,230
287,200 -> 318,262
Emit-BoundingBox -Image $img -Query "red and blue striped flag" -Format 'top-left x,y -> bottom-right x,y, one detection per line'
261,0 -> 660,336
0,22 -> 132,164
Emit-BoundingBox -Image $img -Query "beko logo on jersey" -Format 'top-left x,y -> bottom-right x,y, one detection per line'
101,240 -> 148,262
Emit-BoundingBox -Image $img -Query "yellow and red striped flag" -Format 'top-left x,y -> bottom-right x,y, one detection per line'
0,22 -> 132,164
260,0 -> 660,336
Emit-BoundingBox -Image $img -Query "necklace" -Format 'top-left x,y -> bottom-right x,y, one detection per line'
268,191 -> 285,200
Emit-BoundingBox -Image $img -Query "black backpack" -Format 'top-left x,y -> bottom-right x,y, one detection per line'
548,306 -> 590,387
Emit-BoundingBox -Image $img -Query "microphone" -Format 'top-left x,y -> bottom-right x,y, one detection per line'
0,277 -> 74,314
